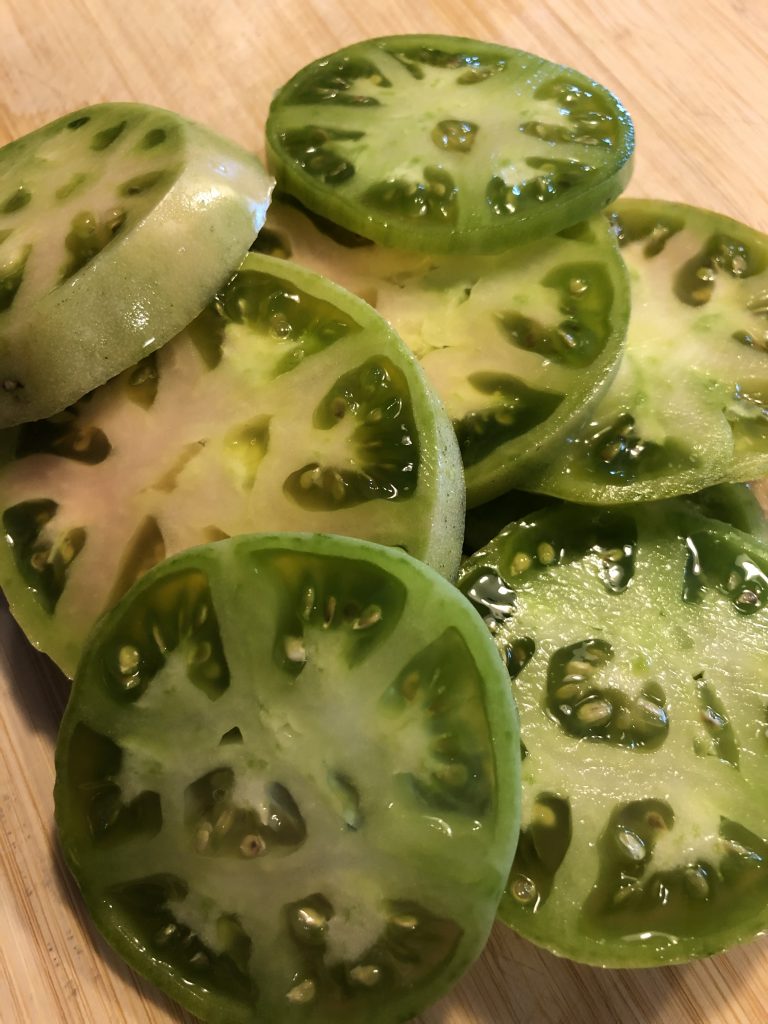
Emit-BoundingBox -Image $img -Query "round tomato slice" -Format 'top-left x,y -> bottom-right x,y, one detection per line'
255,198 -> 629,506
55,533 -> 520,1023
0,103 -> 273,426
527,199 -> 768,503
459,501 -> 768,966
0,253 -> 463,677
462,481 -> 767,556
265,35 -> 634,254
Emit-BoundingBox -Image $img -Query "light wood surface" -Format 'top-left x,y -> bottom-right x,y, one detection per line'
1,1 -> 767,1022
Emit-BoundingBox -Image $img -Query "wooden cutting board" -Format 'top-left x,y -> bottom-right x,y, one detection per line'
1,1 -> 767,1021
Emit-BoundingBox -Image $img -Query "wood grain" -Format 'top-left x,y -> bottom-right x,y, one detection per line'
0,0 -> 767,1022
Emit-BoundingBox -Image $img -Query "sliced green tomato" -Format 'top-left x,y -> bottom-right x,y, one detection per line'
459,502 -> 768,966
265,35 -> 634,254
0,103 -> 273,426
462,481 -> 766,556
55,533 -> 520,1024
255,198 -> 629,506
527,199 -> 768,503
0,253 -> 463,677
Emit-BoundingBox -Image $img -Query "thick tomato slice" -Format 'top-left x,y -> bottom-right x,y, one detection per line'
527,200 -> 768,503
55,533 -> 520,1023
0,253 -> 463,676
0,103 -> 273,425
266,35 -> 634,254
460,501 -> 768,966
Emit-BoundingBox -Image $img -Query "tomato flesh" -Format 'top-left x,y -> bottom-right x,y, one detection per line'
256,198 -> 629,506
56,533 -> 520,1023
0,253 -> 464,677
459,501 -> 768,966
526,200 -> 768,503
266,36 -> 634,254
0,103 -> 273,426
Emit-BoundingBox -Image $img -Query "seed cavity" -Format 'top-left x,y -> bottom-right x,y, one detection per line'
119,169 -> 168,196
141,127 -> 167,148
0,245 -> 31,314
91,120 -> 128,151
507,793 -> 571,913
456,373 -> 563,464
60,207 -> 127,280
463,568 -> 515,625
364,166 -> 458,223
547,638 -> 669,749
2,186 -> 31,214
219,726 -> 243,745
693,674 -> 740,768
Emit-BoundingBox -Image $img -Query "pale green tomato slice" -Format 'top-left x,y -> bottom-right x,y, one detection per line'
55,533 -> 520,1024
0,253 -> 463,677
255,198 -> 629,506
0,103 -> 273,426
459,502 -> 768,966
265,35 -> 634,254
526,199 -> 768,503
462,481 -> 767,556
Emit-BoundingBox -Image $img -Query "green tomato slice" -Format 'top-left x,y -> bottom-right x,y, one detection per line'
265,35 -> 634,254
0,253 -> 463,677
459,501 -> 768,966
462,481 -> 766,556
527,199 -> 768,503
55,532 -> 520,1024
0,103 -> 273,426
255,198 -> 629,506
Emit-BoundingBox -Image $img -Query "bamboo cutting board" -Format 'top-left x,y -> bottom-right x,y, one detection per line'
1,1 -> 767,1022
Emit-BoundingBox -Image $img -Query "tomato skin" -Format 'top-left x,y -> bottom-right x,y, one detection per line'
266,35 -> 634,254
55,533 -> 520,1022
459,501 -> 768,967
